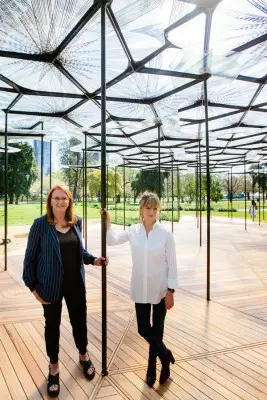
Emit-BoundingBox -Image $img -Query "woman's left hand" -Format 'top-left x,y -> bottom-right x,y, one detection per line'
164,292 -> 174,310
94,256 -> 109,267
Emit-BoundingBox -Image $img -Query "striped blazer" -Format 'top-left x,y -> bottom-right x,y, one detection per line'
23,215 -> 96,302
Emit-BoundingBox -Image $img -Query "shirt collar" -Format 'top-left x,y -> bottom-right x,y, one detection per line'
141,220 -> 160,230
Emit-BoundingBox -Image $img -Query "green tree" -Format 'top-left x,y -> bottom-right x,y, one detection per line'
59,138 -> 96,200
88,169 -> 123,201
131,170 -> 168,201
183,174 -> 195,203
210,175 -> 224,203
0,142 -> 38,204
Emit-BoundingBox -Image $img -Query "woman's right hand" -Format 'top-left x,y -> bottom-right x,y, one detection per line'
32,289 -> 51,305
100,208 -> 111,230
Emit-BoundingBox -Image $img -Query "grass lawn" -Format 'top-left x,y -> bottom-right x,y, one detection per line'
1,200 -> 266,226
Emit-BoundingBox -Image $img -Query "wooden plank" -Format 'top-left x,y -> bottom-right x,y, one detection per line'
14,322 -> 74,400
0,369 -> 12,400
0,340 -> 26,399
0,325 -> 42,400
5,324 -> 51,400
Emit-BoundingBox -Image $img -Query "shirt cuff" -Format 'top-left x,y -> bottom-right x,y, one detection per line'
168,278 -> 178,289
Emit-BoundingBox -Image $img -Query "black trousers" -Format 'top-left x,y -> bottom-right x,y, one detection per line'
135,297 -> 167,361
42,278 -> 88,364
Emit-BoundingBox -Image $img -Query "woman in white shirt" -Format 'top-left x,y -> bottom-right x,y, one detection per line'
103,192 -> 178,387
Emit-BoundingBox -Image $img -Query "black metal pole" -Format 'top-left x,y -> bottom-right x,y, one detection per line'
158,125 -> 161,200
244,158 -> 247,231
177,168 -> 180,222
82,150 -> 85,237
230,168 -> 233,220
166,175 -> 169,210
106,164 -> 109,211
171,156 -> 174,233
85,135 -> 88,250
199,141 -> 202,247
100,0 -> 107,377
204,79 -> 211,301
115,166 -> 117,224
227,171 -> 230,218
252,172 -> 255,222
258,162 -> 260,226
49,140 -> 52,189
196,163 -> 199,227
40,130 -> 44,216
263,182 -> 265,221
4,111 -> 8,271
123,160 -> 126,230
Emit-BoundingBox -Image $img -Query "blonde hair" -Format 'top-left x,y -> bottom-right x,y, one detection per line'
46,184 -> 77,226
139,192 -> 160,221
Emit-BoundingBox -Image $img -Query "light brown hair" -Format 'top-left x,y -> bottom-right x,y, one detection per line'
139,192 -> 160,221
46,184 -> 77,226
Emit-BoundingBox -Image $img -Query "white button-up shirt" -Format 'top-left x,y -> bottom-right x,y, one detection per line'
107,221 -> 178,304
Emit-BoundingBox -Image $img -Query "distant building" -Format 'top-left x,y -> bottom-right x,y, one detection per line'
33,140 -> 50,176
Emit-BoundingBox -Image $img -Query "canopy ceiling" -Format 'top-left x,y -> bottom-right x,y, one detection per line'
0,0 -> 267,171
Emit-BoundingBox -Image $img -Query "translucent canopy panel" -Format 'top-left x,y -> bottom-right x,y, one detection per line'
12,95 -> 81,113
0,92 -> 18,109
106,101 -> 155,119
68,101 -> 101,128
0,58 -> 83,93
210,0 -> 267,56
61,10 -> 129,92
167,12 -> 206,54
106,73 -> 192,99
0,0 -> 94,54
253,85 -> 267,107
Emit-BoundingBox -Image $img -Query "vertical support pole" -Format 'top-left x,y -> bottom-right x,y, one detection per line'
177,168 -> 180,222
263,180 -> 265,221
84,135 -> 88,250
158,125 -> 161,200
106,164 -> 109,211
196,162 -> 199,227
258,162 -> 260,226
49,140 -> 52,189
252,172 -> 255,223
123,160 -> 126,230
166,175 -> 169,210
227,171 -> 230,218
4,111 -> 8,271
204,79 -> 210,301
199,141 -> 202,247
171,157 -> 174,233
114,166 -> 117,224
230,168 -> 233,220
100,0 -> 107,377
82,151 -> 85,238
40,129 -> 44,216
244,158 -> 247,231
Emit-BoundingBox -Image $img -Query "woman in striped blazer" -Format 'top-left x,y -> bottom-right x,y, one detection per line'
23,184 -> 108,397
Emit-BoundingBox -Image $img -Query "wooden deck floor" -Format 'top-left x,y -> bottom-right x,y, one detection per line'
1,217 -> 267,399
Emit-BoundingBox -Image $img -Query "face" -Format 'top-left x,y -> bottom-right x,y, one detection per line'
141,204 -> 159,223
50,188 -> 69,214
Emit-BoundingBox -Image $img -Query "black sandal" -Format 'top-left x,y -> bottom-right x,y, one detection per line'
79,354 -> 96,381
47,366 -> 60,398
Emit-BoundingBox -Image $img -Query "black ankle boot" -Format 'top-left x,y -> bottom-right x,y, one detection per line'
146,355 -> 157,387
159,349 -> 175,385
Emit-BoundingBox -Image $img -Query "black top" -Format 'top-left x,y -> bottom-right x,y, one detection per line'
56,227 -> 81,285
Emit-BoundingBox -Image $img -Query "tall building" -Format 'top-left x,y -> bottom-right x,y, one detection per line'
33,140 -> 50,176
